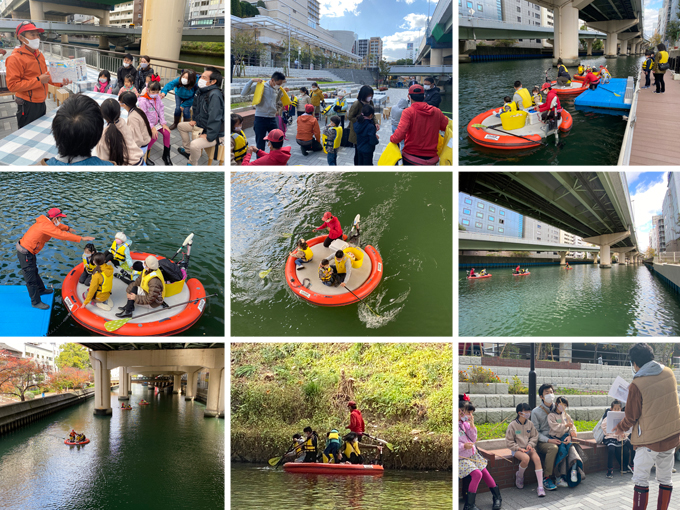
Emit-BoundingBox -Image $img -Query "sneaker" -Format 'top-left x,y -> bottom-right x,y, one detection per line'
516,472 -> 524,489
31,301 -> 50,310
621,466 -> 631,474
628,464 -> 635,473
537,486 -> 546,497
571,467 -> 578,482
606,469 -> 614,479
544,478 -> 557,491
296,266 -> 304,271
40,288 -> 54,295
556,477 -> 569,488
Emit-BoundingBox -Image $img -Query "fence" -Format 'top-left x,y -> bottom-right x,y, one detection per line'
654,252 -> 680,264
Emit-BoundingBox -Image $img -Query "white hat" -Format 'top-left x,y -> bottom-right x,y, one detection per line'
115,232 -> 127,243
144,255 -> 159,270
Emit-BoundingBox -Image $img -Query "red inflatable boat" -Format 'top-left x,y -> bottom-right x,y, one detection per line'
65,439 -> 90,445
549,81 -> 589,97
283,462 -> 384,476
513,272 -> 531,276
467,274 -> 492,280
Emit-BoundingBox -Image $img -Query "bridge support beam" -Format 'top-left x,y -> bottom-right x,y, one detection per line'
430,48 -> 444,66
588,20 -> 639,59
583,231 -> 631,269
118,366 -> 129,400
29,0 -> 44,21
141,0 -> 186,71
11,11 -> 21,20
91,351 -> 112,416
128,374 -> 132,394
204,368 -> 224,418
600,244 -> 611,268
559,251 -> 567,265
98,36 -> 109,50
173,375 -> 181,394
620,39 -> 629,56
185,370 -> 198,401
587,39 -> 593,56
61,34 -> 68,43
552,3 -> 581,66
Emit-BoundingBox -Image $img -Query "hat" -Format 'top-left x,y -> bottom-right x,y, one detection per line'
322,211 -> 332,221
541,82 -> 552,91
16,21 -> 44,37
264,129 -> 284,142
47,207 -> 66,219
115,232 -> 127,243
599,65 -> 604,68
304,104 -> 314,113
144,255 -> 159,270
347,401 -> 356,407
408,84 -> 424,94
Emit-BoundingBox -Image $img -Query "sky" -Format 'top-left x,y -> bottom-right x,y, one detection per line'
627,171 -> 668,252
644,0 -> 662,38
318,0 -> 439,61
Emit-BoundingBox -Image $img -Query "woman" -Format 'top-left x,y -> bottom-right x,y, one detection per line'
548,396 -> 585,488
138,81 -> 173,165
96,98 -> 144,166
654,43 -> 669,94
135,55 -> 155,93
347,85 -> 380,166
160,69 -> 199,130
309,82 -> 325,120
119,91 -> 153,163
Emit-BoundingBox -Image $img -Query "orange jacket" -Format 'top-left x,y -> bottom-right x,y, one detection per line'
296,115 -> 320,143
19,215 -> 82,254
6,46 -> 54,103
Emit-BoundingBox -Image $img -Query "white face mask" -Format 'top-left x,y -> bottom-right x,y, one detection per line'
198,79 -> 208,89
312,86 -> 317,90
234,125 -> 242,132
53,219 -> 61,226
141,62 -> 148,68
24,37 -> 40,50
631,361 -> 637,375
123,62 -> 131,68
181,78 -> 189,85
83,252 -> 90,259
424,85 -> 432,90
544,393 -> 555,405
99,78 -> 107,83
366,96 -> 373,102
557,404 -> 565,413
273,84 -> 281,90
521,412 -> 531,419
149,93 -> 158,99
460,415 -> 468,422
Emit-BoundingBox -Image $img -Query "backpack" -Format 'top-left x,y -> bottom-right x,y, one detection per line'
159,258 -> 184,283
592,408 -> 609,444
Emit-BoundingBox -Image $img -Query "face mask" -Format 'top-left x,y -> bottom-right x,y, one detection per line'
424,85 -> 432,90
181,78 -> 189,85
521,412 -> 531,419
123,62 -> 131,68
99,78 -> 107,83
274,84 -> 280,90
234,125 -> 242,132
312,86 -> 317,90
53,219 -> 60,226
198,79 -> 208,88
544,393 -> 554,405
630,361 -> 637,375
83,253 -> 90,259
24,37 -> 40,50
149,94 -> 158,99
366,96 -> 373,102
460,415 -> 468,422
141,62 -> 148,68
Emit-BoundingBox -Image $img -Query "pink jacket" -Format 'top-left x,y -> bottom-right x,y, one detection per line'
459,420 -> 477,458
94,80 -> 113,94
138,92 -> 168,128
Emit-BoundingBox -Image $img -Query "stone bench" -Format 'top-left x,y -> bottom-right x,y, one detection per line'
466,394 -> 612,409
472,406 -> 606,424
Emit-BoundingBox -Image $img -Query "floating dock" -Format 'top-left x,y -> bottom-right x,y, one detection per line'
574,78 -> 633,111
0,286 -> 54,336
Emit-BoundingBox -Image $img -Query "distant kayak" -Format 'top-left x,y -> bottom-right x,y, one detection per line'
283,462 -> 384,476
64,439 -> 89,445
467,274 -> 492,280
513,272 -> 531,276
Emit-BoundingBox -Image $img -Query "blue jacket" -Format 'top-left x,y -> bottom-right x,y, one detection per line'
44,156 -> 114,166
162,77 -> 199,108
353,118 -> 379,153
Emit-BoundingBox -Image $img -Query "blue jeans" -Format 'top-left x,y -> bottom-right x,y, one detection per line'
294,258 -> 310,267
174,94 -> 192,120
327,152 -> 337,165
392,125 -> 404,150
254,116 -> 278,153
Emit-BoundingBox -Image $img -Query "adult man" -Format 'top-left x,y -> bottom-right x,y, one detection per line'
531,383 -> 561,491
17,208 -> 95,309
614,343 -> 680,510
423,76 -> 441,108
328,250 -> 353,287
555,58 -> 571,86
240,71 -> 285,157
6,21 -> 70,128
177,67 -> 224,166
389,84 -> 449,165
512,81 -> 533,111
347,401 -> 365,440
115,53 -> 137,95
241,129 -> 291,166
295,104 -> 323,155
314,211 -> 343,248
115,255 -> 166,319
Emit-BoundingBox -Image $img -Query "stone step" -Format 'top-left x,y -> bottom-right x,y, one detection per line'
474,406 -> 606,424
467,393 -> 614,409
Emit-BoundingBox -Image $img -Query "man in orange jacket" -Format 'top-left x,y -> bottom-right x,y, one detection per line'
6,21 -> 70,129
17,208 -> 94,309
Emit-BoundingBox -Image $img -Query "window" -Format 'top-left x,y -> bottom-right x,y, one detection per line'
463,208 -> 471,215
465,198 -> 472,204
462,219 -> 470,226
467,1 -> 473,7
537,224 -> 541,228
477,4 -> 483,11
537,237 -> 542,241
488,225 -> 494,231
489,216 -> 495,222
499,228 -> 504,233
499,219 -> 505,224
517,16 -> 521,21
477,202 -> 484,209
476,212 -> 484,219
475,222 -> 483,228
500,210 -> 505,216
489,206 -> 495,213
517,6 -> 521,11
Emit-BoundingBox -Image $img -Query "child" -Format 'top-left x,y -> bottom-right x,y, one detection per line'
548,396 -> 583,487
495,96 -> 514,116
79,243 -> 98,286
323,429 -> 341,463
118,75 -> 139,97
140,72 -> 160,96
642,51 -> 655,89
119,91 -> 153,157
318,258 -> 335,287
241,129 -> 291,166
106,232 -> 134,271
599,66 -> 611,84
506,403 -> 545,497
532,87 -> 543,107
322,115 -> 342,166
295,87 -> 312,119
94,70 -> 113,94
138,81 -> 173,165
82,252 -> 113,310
339,432 -> 363,464
459,394 -> 502,510
353,104 -> 379,166
290,239 -> 313,271
602,399 -> 633,478
96,98 -> 144,166
231,113 -> 247,166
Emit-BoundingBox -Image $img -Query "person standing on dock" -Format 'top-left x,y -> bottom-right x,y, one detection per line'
16,208 -> 95,309
642,51 -> 654,89
653,44 -> 670,94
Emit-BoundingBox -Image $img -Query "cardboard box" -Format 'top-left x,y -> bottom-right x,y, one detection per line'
383,106 -> 392,122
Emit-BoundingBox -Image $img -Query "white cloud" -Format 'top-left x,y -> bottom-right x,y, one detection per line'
630,175 -> 667,251
320,0 -> 363,18
644,7 -> 659,36
381,29 -> 425,60
626,171 -> 642,185
400,13 -> 429,30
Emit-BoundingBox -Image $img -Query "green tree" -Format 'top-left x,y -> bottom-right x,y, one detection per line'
650,32 -> 663,48
666,21 -> 680,45
240,1 -> 260,18
231,0 -> 242,17
593,39 -> 604,51
56,343 -> 91,370
231,30 -> 266,76
494,39 -> 517,47
459,223 -> 467,231
256,0 -> 266,7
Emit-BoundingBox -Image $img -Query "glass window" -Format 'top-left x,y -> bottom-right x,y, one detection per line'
489,216 -> 495,222
499,228 -> 504,233
477,4 -> 483,11
487,225 -> 494,231
489,206 -> 495,213
467,1 -> 473,7
537,224 -> 541,228
500,210 -> 505,215
499,219 -> 504,224
463,208 -> 471,215
537,237 -> 541,241
462,219 -> 470,226
475,222 -> 482,228
517,16 -> 521,21
465,198 -> 472,204
476,212 -> 483,219
477,202 -> 484,209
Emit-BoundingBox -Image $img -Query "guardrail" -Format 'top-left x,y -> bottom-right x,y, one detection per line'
654,252 -> 680,264
617,74 -> 640,165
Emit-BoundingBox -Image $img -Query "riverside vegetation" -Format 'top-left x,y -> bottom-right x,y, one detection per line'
231,343 -> 453,470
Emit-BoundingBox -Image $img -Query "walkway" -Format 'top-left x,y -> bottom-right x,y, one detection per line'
461,462 -> 680,509
629,70 -> 680,166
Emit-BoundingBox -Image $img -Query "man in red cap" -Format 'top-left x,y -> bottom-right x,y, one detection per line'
6,21 -> 70,129
390,83 -> 450,165
17,208 -> 94,309
295,103 -> 323,155
347,401 -> 365,440
538,82 -> 561,123
241,128 -> 291,165
314,211 -> 343,248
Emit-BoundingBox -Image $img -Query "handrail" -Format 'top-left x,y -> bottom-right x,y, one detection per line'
617,74 -> 640,165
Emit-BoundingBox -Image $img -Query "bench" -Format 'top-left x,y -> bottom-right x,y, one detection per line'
238,109 -> 256,130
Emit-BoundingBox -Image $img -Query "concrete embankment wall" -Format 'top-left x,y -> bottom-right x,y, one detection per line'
645,261 -> 680,294
459,255 -> 593,268
0,388 -> 95,435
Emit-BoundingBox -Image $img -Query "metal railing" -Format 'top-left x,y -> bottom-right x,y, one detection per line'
654,252 -> 680,264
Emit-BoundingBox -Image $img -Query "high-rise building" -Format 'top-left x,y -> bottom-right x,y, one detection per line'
662,173 -> 680,251
356,37 -> 383,68
499,0 -> 553,49
652,215 -> 666,253
110,0 -> 144,27
461,0 -> 503,21
189,0 -> 226,26
459,193 -> 523,237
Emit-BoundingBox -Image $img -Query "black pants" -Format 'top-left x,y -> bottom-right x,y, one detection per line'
655,73 -> 666,93
253,116 -> 278,152
17,100 -> 47,129
335,270 -> 347,283
122,285 -> 140,312
607,443 -> 631,470
323,235 -> 342,248
296,138 -> 323,155
79,271 -> 93,286
357,149 -> 374,166
17,250 -> 46,305
303,452 -> 317,463
589,83 -> 598,90
645,71 -> 651,87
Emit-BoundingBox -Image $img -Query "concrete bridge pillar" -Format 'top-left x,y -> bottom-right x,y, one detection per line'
605,33 -> 618,58
141,0 -> 186,71
173,375 -> 181,394
118,366 -> 129,400
29,0 -> 44,21
90,351 -> 112,416
61,34 -> 68,44
185,370 -> 199,401
128,374 -> 132,394
552,3 -> 581,66
600,244 -> 611,268
620,39 -> 629,56
559,251 -> 567,265
587,39 -> 593,56
98,36 -> 109,50
204,368 -> 224,417
430,48 -> 443,66
559,343 -> 573,362
11,11 -> 21,20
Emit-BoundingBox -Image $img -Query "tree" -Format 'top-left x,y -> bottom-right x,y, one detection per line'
239,1 -> 260,18
666,21 -> 680,46
231,0 -> 241,17
494,39 -> 517,47
378,58 -> 391,84
593,39 -> 604,51
48,367 -> 92,393
275,36 -> 301,75
231,30 -> 266,76
56,343 -> 91,370
459,223 -> 467,231
256,0 -> 266,7
650,32 -> 663,48
0,350 -> 47,401
645,246 -> 657,259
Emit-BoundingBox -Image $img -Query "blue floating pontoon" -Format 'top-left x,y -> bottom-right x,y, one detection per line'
0,286 -> 54,336
574,78 -> 631,111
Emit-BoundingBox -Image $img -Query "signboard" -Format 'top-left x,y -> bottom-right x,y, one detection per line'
47,57 -> 88,85
406,43 -> 413,50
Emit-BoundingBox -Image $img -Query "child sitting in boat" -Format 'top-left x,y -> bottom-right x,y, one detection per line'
106,232 -> 134,271
82,253 -> 113,310
322,429 -> 341,463
339,432 -> 364,464
290,239 -> 313,271
69,429 -> 77,441
75,433 -> 86,442
318,259 -> 336,287
479,269 -> 487,276
79,243 -> 98,286
532,87 -> 543,107
495,96 -> 514,117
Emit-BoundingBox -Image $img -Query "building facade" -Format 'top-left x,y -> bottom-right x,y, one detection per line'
24,342 -> 57,373
110,0 -> 144,27
356,37 -> 383,68
662,172 -> 680,252
190,0 -> 226,26
459,192 -> 523,237
651,215 -> 666,254
460,0 -> 503,21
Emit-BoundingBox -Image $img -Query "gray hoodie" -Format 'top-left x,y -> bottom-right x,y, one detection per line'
241,79 -> 282,118
531,400 -> 554,443
391,98 -> 409,131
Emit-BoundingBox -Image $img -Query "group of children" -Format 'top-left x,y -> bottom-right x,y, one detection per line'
68,429 -> 87,443
286,427 -> 367,465
290,238 -> 356,288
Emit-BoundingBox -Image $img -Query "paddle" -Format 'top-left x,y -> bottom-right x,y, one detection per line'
104,293 -> 218,332
598,86 -> 621,97
363,432 -> 394,451
268,442 -> 298,467
470,123 -> 556,149
343,286 -> 380,317
169,233 -> 194,261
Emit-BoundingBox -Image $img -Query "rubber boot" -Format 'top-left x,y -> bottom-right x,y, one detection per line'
658,484 -> 672,510
168,114 -> 181,131
461,475 -> 471,501
634,485 -> 649,510
490,486 -> 502,510
162,145 -> 173,166
463,492 -> 480,510
146,154 -> 155,166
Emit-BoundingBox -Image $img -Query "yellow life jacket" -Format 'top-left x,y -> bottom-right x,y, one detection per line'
558,64 -> 569,75
322,126 -> 343,154
532,93 -> 542,106
515,88 -> 532,109
291,96 -> 299,109
82,254 -> 96,274
321,104 -> 333,116
577,65 -> 584,75
335,97 -> 346,112
302,436 -> 316,452
659,51 -> 669,64
140,269 -> 166,298
96,267 -> 113,295
328,431 -> 340,443
342,440 -> 360,458
300,246 -> 313,262
251,81 -> 265,106
110,240 -> 129,263
231,130 -> 247,163
438,119 -> 453,166
377,142 -> 402,166
294,441 -> 304,456
319,265 -> 333,282
280,88 -> 291,107
335,255 -> 348,274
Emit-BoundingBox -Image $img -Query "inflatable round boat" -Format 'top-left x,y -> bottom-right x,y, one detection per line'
283,462 -> 384,476
285,232 -> 383,307
467,274 -> 492,280
573,71 -> 601,82
513,271 -> 531,276
65,439 -> 90,445
62,250 -> 207,336
549,80 -> 588,97
467,107 -> 572,150
138,402 -> 150,406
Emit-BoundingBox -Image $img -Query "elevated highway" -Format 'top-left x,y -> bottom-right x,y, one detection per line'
414,0 -> 451,68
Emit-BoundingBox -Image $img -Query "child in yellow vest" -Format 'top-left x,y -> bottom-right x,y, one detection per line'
82,253 -> 114,310
290,239 -> 313,271
79,243 -> 98,286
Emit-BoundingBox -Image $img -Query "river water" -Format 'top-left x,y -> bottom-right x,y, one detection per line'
230,172 -> 453,336
0,172 -> 225,336
459,263 -> 680,336
231,463 -> 453,510
0,384 -> 224,510
459,55 -> 644,165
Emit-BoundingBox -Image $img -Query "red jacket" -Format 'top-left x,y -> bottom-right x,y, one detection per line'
315,215 -> 343,239
583,72 -> 600,85
349,409 -> 365,434
538,90 -> 561,112
390,101 -> 449,158
19,215 -> 82,254
241,147 -> 292,166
